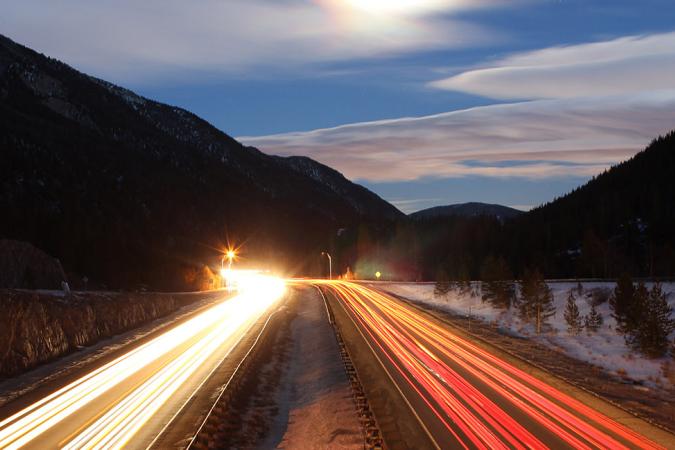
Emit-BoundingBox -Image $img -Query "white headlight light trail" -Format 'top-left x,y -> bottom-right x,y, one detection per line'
0,274 -> 285,450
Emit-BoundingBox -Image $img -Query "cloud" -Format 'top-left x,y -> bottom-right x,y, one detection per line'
0,0 -> 503,83
331,0 -> 511,16
241,91 -> 675,181
430,31 -> 675,100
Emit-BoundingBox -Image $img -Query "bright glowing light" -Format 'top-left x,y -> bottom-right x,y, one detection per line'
224,270 -> 285,298
375,271 -> 381,279
0,273 -> 285,450
226,250 -> 236,260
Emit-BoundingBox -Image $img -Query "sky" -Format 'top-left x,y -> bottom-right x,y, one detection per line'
3,0 -> 675,213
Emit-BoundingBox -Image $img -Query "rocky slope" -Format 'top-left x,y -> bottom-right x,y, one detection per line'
0,240 -> 66,289
0,290 -> 189,378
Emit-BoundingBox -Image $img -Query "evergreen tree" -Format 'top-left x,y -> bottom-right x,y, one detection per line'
519,268 -> 555,334
576,281 -> 584,296
631,281 -> 649,332
627,283 -> 675,357
584,304 -> 603,333
434,268 -> 451,299
564,290 -> 582,335
456,263 -> 472,296
611,273 -> 636,334
480,255 -> 515,309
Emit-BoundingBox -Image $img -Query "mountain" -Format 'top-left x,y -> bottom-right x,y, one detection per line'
0,34 -> 403,289
400,132 -> 675,280
410,202 -> 523,221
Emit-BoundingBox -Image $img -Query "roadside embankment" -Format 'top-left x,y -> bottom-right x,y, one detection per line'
0,289 -> 212,378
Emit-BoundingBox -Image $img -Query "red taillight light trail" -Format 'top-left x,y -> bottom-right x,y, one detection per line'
319,281 -> 665,450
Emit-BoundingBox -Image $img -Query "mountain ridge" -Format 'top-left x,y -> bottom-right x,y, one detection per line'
0,33 -> 402,289
410,202 -> 523,221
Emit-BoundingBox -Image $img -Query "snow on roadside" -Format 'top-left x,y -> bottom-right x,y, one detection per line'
373,281 -> 675,386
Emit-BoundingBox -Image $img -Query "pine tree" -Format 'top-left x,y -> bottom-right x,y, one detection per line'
434,268 -> 451,299
519,268 -> 555,334
456,263 -> 472,296
630,281 -> 649,332
584,304 -> 603,333
610,273 -> 635,333
627,283 -> 675,358
480,255 -> 515,309
564,290 -> 582,335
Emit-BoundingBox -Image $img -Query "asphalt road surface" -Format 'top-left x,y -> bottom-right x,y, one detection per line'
0,277 -> 285,450
321,280 -> 668,450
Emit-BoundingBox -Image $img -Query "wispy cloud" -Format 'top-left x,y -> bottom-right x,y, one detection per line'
430,32 -> 675,99
0,0 -> 507,83
241,91 -> 675,181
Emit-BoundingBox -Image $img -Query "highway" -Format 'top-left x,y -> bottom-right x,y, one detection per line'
0,275 -> 285,450
320,280 -> 666,450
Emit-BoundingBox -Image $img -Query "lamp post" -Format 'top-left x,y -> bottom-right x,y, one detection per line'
321,251 -> 332,280
226,250 -> 235,269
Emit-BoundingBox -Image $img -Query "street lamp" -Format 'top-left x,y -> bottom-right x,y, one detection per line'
222,250 -> 236,271
226,250 -> 236,268
321,251 -> 332,280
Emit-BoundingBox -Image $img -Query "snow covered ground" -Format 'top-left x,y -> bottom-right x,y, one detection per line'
372,281 -> 675,387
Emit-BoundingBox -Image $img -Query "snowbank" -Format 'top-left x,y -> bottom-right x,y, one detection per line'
373,281 -> 675,386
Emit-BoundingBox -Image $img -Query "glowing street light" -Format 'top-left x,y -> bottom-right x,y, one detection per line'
375,271 -> 381,280
321,251 -> 332,280
221,249 -> 237,273
221,249 -> 237,288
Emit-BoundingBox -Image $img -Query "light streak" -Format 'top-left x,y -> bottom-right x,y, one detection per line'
0,275 -> 285,450
319,280 -> 664,450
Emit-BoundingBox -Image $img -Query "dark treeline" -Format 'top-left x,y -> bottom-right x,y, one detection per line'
332,131 -> 675,280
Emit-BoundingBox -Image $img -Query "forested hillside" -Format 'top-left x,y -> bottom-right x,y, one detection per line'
512,131 -> 675,278
410,202 -> 523,221
341,132 -> 675,280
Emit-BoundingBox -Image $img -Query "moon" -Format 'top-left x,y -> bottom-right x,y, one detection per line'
342,0 -> 448,15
